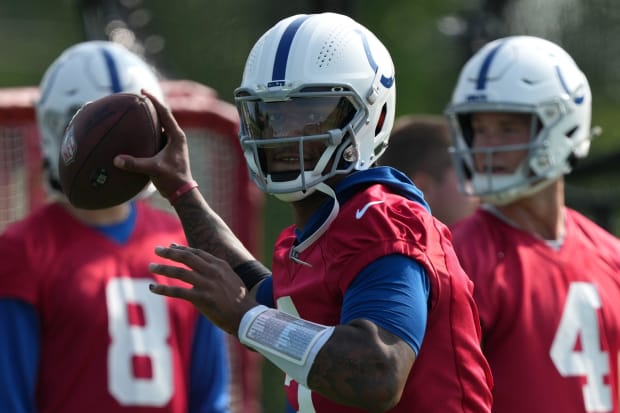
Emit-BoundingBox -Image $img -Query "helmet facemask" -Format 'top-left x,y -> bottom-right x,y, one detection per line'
450,108 -> 543,205
236,85 -> 363,201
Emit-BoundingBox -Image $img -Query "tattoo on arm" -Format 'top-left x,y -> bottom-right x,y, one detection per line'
307,320 -> 414,411
173,191 -> 254,267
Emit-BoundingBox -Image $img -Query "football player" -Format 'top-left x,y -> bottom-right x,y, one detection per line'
115,12 -> 493,413
446,35 -> 620,413
0,41 -> 230,413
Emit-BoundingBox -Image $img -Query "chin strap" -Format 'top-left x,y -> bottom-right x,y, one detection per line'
288,183 -> 339,267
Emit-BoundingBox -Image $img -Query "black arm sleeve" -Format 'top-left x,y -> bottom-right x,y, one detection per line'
233,260 -> 271,290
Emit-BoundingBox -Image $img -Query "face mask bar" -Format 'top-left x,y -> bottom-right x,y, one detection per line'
242,128 -> 345,188
235,84 -> 367,196
449,108 -> 547,198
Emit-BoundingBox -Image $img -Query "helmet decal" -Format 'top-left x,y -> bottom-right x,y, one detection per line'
555,65 -> 585,104
270,15 -> 311,86
358,30 -> 394,88
100,46 -> 122,93
476,40 -> 507,91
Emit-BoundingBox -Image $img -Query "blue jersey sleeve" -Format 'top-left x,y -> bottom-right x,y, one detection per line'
0,299 -> 40,413
255,276 -> 275,308
341,254 -> 430,354
189,316 -> 231,413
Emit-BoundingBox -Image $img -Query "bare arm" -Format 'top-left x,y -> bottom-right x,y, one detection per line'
310,320 -> 415,412
170,190 -> 254,267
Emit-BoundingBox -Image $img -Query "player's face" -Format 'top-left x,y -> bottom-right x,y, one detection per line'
470,112 -> 532,174
242,97 -> 355,174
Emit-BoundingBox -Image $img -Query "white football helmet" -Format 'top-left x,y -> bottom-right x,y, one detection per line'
445,35 -> 594,205
36,40 -> 164,193
234,12 -> 396,201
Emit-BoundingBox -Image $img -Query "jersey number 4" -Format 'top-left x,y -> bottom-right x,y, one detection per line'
550,282 -> 612,412
106,278 -> 173,406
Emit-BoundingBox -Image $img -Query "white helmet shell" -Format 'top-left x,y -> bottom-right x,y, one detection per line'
36,40 -> 163,192
235,13 -> 396,201
445,35 -> 593,205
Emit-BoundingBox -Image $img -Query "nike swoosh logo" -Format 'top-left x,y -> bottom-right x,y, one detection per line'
355,200 -> 385,219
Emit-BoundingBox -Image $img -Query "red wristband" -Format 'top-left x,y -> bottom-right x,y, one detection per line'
168,180 -> 199,205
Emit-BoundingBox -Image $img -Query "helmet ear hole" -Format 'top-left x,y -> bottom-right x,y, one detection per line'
567,152 -> 579,170
565,126 -> 578,139
375,104 -> 387,136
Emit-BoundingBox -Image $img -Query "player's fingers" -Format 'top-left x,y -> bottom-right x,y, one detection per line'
154,245 -> 216,280
112,152 -> 158,175
170,243 -> 220,264
148,261 -> 201,285
141,89 -> 185,139
148,283 -> 193,300
166,245 -> 241,284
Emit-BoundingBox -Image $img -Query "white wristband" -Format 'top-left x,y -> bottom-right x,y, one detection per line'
238,305 -> 335,387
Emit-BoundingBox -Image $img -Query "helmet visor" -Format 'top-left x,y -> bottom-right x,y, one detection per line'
239,96 -> 356,140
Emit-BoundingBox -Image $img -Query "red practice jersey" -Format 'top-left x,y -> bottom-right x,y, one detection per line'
0,202 -> 203,413
272,182 -> 493,413
452,207 -> 620,413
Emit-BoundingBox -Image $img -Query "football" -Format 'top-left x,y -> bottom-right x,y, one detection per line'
58,92 -> 163,209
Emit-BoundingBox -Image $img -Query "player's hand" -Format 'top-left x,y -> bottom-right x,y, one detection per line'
148,243 -> 258,335
113,89 -> 194,199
